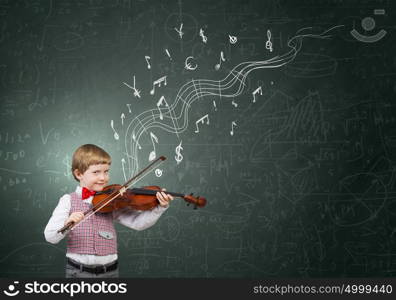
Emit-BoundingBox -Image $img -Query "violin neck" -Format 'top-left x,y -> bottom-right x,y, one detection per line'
131,188 -> 184,198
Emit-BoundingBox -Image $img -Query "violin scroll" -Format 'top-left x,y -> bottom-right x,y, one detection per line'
184,193 -> 206,209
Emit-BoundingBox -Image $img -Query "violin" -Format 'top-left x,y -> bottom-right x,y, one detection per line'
58,156 -> 206,234
93,184 -> 206,212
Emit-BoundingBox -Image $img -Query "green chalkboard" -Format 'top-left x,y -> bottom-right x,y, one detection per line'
1,0 -> 396,278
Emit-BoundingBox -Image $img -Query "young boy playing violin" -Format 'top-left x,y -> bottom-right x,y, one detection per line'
44,144 -> 173,278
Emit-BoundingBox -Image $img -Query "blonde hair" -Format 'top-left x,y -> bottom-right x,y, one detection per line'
71,144 -> 111,181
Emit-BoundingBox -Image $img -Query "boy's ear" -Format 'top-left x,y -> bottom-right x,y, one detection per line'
73,169 -> 82,180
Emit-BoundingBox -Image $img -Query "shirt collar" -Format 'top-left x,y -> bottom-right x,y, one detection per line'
75,186 -> 93,203
75,186 -> 82,196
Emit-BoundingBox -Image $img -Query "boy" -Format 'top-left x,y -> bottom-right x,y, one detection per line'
44,144 -> 173,278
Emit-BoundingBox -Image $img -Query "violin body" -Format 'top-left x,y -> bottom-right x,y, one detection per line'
92,184 -> 206,213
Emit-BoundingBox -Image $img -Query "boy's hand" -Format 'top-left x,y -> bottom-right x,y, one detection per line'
119,186 -> 127,196
65,211 -> 84,225
156,188 -> 174,207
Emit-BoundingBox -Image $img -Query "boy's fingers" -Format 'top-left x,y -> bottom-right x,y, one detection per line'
73,213 -> 83,221
165,192 -> 174,201
156,192 -> 169,207
119,187 -> 127,196
159,191 -> 173,200
156,192 -> 164,201
67,212 -> 84,224
159,188 -> 174,202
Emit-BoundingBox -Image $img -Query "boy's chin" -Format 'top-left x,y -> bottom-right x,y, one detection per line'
93,185 -> 106,191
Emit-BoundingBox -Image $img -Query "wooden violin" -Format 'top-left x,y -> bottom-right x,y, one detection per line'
58,156 -> 206,234
93,184 -> 206,212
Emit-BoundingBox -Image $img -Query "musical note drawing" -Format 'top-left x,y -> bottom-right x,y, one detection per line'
252,86 -> 262,103
199,28 -> 208,43
123,81 -> 136,96
132,131 -> 142,149
156,95 -> 179,138
194,114 -> 209,133
121,113 -> 125,125
121,158 -> 127,182
157,95 -> 169,120
126,103 -> 132,113
185,56 -> 198,71
174,23 -> 184,39
229,35 -> 237,44
149,132 -> 158,161
132,76 -> 141,98
230,121 -> 237,136
215,51 -> 225,70
213,100 -> 217,111
165,49 -> 172,60
123,75 -> 141,98
145,55 -> 151,69
150,76 -> 167,95
155,168 -> 163,177
266,29 -> 273,52
110,120 -> 119,140
175,141 -> 183,164
232,100 -> 238,107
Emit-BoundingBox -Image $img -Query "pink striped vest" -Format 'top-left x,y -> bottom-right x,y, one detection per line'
66,191 -> 117,256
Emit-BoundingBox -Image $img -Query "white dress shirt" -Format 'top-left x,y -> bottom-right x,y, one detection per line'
44,186 -> 168,265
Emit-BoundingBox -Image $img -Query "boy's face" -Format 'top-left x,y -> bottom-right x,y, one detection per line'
74,164 -> 110,191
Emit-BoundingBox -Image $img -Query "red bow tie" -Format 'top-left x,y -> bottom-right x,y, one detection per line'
82,187 -> 96,200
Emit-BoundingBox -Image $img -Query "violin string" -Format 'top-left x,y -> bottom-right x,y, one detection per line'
69,157 -> 165,232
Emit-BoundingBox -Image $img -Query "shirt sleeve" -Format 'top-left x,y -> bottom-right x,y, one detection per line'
113,205 -> 169,231
44,194 -> 71,244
